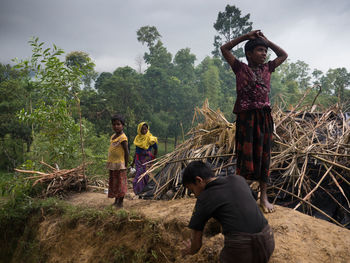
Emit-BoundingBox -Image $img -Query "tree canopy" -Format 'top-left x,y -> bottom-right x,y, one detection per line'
1,6 -> 349,172
212,4 -> 253,59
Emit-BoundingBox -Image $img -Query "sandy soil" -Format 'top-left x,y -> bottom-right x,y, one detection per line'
66,189 -> 350,263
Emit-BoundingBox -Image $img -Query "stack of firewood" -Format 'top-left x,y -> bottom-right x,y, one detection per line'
139,99 -> 236,199
138,98 -> 350,227
270,103 -> 350,227
15,162 -> 87,197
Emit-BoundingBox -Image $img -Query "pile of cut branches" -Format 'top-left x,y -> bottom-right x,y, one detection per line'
139,99 -> 237,199
15,162 -> 87,197
270,103 -> 350,227
139,98 -> 350,228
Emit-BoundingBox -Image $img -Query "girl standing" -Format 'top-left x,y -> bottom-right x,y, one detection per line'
132,122 -> 158,195
106,114 -> 129,208
221,30 -> 288,213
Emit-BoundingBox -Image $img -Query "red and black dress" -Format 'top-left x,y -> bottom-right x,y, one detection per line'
231,59 -> 276,183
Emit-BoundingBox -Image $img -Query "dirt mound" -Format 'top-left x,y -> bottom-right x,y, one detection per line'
65,190 -> 350,263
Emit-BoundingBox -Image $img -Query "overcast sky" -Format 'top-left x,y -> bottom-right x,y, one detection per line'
1,0 -> 349,74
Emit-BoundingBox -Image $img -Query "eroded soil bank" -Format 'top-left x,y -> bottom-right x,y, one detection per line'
3,190 -> 350,263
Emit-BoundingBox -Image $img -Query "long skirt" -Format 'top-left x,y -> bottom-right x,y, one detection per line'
235,108 -> 273,183
133,152 -> 153,194
108,169 -> 127,198
220,224 -> 275,263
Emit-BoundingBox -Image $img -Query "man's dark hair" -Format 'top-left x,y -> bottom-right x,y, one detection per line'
111,114 -> 125,126
244,38 -> 268,54
182,161 -> 214,186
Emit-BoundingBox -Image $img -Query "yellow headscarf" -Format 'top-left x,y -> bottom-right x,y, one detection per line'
133,122 -> 158,150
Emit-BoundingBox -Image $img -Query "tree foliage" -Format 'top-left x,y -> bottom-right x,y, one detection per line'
3,9 -> 350,171
0,64 -> 31,169
65,51 -> 98,90
136,26 -> 161,48
14,37 -> 93,167
212,5 -> 253,58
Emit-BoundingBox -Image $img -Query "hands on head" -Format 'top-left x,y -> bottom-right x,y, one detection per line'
247,30 -> 268,42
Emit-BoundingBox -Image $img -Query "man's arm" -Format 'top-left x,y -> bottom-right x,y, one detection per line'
182,230 -> 203,256
220,30 -> 261,67
258,32 -> 288,67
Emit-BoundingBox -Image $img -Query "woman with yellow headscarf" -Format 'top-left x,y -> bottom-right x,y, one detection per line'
132,122 -> 158,194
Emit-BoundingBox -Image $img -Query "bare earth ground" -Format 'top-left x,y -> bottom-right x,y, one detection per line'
64,188 -> 350,263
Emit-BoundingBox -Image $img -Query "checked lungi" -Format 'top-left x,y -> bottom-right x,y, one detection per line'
235,107 -> 273,183
108,169 -> 127,198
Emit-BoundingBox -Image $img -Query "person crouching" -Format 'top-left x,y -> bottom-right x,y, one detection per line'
181,161 -> 275,263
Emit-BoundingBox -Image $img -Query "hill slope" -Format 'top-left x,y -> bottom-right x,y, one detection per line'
66,191 -> 350,263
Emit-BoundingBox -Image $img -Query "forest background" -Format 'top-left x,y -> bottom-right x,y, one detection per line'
1,5 -> 350,175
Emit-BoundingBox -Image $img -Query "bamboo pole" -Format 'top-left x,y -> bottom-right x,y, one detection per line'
167,153 -> 236,164
273,186 -> 344,228
309,178 -> 350,215
311,154 -> 350,172
272,152 -> 350,158
293,164 -> 333,210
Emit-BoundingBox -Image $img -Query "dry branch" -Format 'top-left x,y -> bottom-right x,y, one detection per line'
139,99 -> 350,228
15,162 -> 88,197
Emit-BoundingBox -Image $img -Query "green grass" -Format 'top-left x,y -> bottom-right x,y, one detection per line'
0,188 -> 148,262
0,169 -> 170,263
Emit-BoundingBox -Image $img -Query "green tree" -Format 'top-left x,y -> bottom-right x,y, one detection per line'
312,69 -> 323,85
79,88 -> 110,135
0,64 -> 31,170
195,57 -> 222,109
211,57 -> 236,119
95,72 -> 113,90
97,66 -> 145,138
136,26 -> 161,48
15,37 -> 92,167
290,61 -> 311,91
173,48 -> 196,85
279,60 -> 311,90
276,60 -> 314,107
137,26 -> 172,70
285,81 -> 300,107
321,68 -> 350,105
212,5 -> 253,59
270,67 -> 287,107
78,72 -> 114,135
65,51 -> 97,90
143,66 -> 170,112
137,26 -> 199,145
144,41 -> 173,69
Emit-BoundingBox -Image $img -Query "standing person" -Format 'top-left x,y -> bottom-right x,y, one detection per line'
106,114 -> 129,208
221,30 -> 288,213
181,161 -> 274,262
132,122 -> 158,195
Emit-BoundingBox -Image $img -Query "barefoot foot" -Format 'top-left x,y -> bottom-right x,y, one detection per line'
259,198 -> 275,213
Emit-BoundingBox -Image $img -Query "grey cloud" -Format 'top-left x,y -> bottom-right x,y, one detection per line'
1,0 -> 349,72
